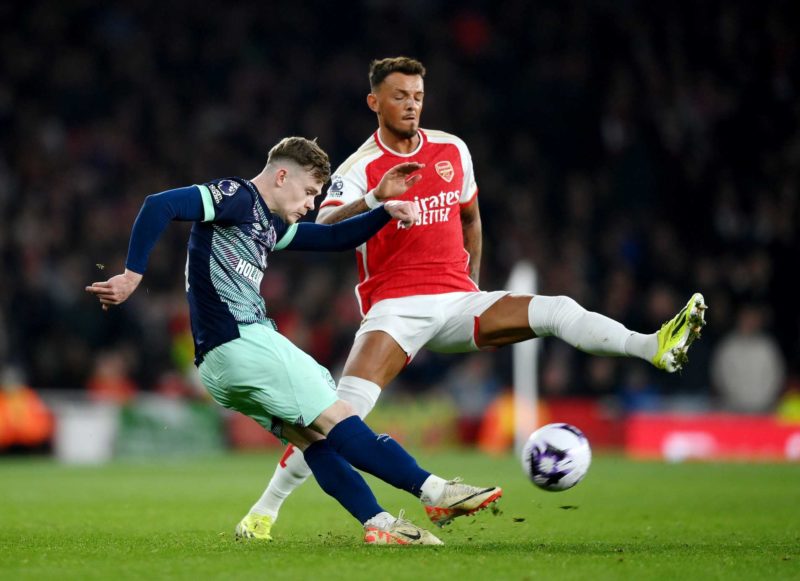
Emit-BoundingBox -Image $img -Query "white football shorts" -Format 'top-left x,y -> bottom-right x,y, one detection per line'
355,291 -> 510,361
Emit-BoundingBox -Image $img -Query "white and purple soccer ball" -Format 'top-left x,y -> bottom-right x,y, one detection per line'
521,423 -> 592,491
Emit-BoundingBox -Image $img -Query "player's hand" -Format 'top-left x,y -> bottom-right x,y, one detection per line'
384,200 -> 419,229
373,162 -> 425,201
85,269 -> 143,311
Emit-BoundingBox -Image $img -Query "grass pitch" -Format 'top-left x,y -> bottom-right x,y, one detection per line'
1,451 -> 798,580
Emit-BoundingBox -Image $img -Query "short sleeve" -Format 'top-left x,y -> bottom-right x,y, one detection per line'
197,178 -> 255,223
457,143 -> 478,205
319,168 -> 368,209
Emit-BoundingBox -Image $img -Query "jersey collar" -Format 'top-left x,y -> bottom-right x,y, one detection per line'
244,178 -> 274,219
374,128 -> 426,157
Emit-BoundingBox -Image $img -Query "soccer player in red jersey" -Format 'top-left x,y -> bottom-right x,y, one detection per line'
236,57 -> 707,540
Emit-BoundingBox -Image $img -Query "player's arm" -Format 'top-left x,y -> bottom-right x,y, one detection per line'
317,162 -> 424,225
278,201 -> 418,252
316,198 -> 369,225
461,197 -> 482,286
85,186 -> 204,309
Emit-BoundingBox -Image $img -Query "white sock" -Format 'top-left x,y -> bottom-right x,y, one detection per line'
529,295 -> 653,361
624,332 -> 658,361
250,445 -> 311,520
419,475 -> 448,505
364,511 -> 396,530
336,375 -> 382,419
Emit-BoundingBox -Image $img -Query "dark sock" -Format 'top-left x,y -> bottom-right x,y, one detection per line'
326,416 -> 430,497
303,439 -> 383,524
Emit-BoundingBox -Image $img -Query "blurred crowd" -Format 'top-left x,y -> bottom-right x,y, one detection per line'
1,0 -> 797,415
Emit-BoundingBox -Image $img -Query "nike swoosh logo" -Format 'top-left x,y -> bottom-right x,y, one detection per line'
398,530 -> 421,540
447,488 -> 496,508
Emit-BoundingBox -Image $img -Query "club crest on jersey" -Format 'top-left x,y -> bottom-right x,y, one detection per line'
435,161 -> 454,183
218,180 -> 240,196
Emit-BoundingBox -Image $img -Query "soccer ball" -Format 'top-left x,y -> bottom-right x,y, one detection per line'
521,423 -> 592,491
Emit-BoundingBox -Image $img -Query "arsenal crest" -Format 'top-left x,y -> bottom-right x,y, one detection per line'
435,160 -> 454,183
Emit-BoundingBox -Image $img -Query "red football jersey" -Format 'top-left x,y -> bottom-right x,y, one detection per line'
320,129 -> 480,315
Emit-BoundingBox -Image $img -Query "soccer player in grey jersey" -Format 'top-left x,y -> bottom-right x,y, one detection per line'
86,136 -> 501,546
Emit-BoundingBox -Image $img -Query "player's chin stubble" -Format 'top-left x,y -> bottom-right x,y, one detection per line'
386,120 -> 418,140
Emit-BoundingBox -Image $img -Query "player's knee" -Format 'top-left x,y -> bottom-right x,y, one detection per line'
282,425 -> 321,451
336,399 -> 357,419
529,295 -> 584,337
554,295 -> 581,314
310,399 -> 357,435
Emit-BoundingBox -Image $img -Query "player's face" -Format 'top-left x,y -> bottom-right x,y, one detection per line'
277,168 -> 323,224
372,73 -> 424,139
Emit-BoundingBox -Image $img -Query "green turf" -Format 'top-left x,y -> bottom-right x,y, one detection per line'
1,451 -> 798,580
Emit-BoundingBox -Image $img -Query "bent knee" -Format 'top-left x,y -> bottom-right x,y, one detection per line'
282,424 -> 325,451
311,399 -> 357,435
529,295 -> 584,337
333,399 -> 356,419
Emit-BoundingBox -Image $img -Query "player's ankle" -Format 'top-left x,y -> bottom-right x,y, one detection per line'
249,508 -> 278,521
364,511 -> 395,531
419,475 -> 447,505
624,332 -> 657,361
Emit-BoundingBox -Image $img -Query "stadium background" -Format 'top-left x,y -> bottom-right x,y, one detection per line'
1,0 -> 798,454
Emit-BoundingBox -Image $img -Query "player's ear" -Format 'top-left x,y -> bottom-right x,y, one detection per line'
274,167 -> 288,187
367,93 -> 378,113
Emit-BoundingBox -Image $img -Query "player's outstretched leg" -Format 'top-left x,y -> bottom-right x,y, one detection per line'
325,416 -> 502,527
303,438 -> 442,546
651,292 -> 707,372
423,477 -> 503,528
527,292 -> 707,372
